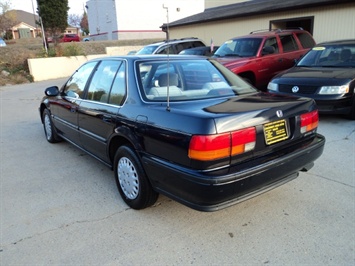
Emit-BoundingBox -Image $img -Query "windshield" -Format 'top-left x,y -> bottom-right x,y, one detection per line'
213,38 -> 262,57
137,59 -> 256,102
297,44 -> 355,67
136,45 -> 160,55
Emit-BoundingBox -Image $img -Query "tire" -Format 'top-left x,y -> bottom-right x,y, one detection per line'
347,99 -> 355,120
42,109 -> 61,143
242,77 -> 252,85
114,145 -> 158,209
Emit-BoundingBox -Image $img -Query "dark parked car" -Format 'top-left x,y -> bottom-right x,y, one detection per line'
39,55 -> 325,211
136,38 -> 206,55
213,29 -> 315,90
179,46 -> 219,56
268,39 -> 355,119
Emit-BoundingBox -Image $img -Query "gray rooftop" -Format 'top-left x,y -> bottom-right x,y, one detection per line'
166,0 -> 353,28
7,10 -> 39,28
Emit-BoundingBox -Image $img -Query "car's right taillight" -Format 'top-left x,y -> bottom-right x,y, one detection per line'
300,110 -> 319,134
188,127 -> 256,161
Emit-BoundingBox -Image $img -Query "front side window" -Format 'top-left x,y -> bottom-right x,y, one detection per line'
63,61 -> 98,98
156,44 -> 175,54
136,45 -> 159,55
86,60 -> 121,102
263,37 -> 279,54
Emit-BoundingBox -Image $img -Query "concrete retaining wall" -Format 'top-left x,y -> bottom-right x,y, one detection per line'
28,45 -> 143,82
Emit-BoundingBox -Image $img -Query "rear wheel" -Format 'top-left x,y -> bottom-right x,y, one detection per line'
42,109 -> 61,143
114,145 -> 158,209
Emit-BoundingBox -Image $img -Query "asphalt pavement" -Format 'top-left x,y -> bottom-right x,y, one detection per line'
1,79 -> 354,265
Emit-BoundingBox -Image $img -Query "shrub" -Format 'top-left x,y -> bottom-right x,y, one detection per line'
1,38 -> 161,85
0,46 -> 35,85
59,43 -> 86,57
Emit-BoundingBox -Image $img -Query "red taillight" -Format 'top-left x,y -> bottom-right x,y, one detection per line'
300,110 -> 319,133
189,133 -> 230,161
188,127 -> 256,161
231,127 -> 256,155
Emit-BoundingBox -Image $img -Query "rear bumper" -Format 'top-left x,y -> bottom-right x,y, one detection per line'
143,134 -> 325,211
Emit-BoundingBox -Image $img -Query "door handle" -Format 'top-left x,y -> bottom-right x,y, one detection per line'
102,115 -> 112,123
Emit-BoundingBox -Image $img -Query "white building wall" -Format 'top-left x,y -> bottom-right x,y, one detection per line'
86,0 -> 118,41
169,2 -> 355,45
86,0 -> 204,40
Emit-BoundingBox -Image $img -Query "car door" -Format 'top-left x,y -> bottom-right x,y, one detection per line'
254,37 -> 282,87
78,60 -> 126,163
50,61 -> 98,144
279,34 -> 304,67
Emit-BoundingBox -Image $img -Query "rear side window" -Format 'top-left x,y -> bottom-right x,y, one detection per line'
109,62 -> 126,105
175,41 -> 204,53
280,34 -> 299,52
296,32 -> 315,49
192,41 -> 205,48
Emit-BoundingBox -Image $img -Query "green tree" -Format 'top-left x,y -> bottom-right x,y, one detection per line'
80,11 -> 89,35
36,0 -> 69,37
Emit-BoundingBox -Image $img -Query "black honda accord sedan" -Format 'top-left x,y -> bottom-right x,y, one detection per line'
39,55 -> 325,211
268,39 -> 355,119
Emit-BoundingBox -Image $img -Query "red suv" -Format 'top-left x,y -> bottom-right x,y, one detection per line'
213,29 -> 316,90
60,34 -> 80,42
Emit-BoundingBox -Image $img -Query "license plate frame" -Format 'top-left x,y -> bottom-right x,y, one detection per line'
263,119 -> 289,145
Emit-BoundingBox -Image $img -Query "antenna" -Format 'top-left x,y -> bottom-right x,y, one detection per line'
163,4 -> 170,111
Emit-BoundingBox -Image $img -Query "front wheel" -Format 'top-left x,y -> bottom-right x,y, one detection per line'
347,99 -> 355,120
42,109 -> 61,143
114,145 -> 158,209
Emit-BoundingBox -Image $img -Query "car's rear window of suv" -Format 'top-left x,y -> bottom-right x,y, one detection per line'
296,32 -> 316,48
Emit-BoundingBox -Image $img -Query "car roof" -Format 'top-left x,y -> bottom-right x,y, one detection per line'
229,28 -> 309,40
91,54 -> 204,61
145,37 -> 202,46
88,55 -> 207,62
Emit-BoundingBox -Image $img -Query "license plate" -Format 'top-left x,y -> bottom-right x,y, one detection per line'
263,119 -> 289,145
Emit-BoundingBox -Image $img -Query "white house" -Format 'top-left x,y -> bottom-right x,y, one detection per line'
85,0 -> 205,40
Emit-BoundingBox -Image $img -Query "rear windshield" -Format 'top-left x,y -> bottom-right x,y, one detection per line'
137,59 -> 256,102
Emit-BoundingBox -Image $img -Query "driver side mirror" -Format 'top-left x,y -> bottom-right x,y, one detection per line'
44,86 -> 59,96
262,46 -> 276,55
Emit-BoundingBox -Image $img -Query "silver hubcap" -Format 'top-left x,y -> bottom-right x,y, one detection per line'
117,157 -> 139,199
44,114 -> 52,140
